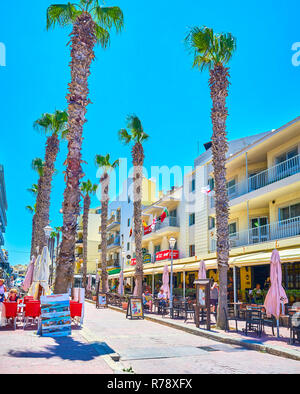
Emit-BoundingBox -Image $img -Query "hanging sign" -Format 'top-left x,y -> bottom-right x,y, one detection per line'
40,293 -> 71,337
155,250 -> 179,261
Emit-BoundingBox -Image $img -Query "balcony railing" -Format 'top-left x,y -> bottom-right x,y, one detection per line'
143,217 -> 179,236
210,216 -> 300,251
107,236 -> 121,247
210,154 -> 300,208
107,259 -> 120,268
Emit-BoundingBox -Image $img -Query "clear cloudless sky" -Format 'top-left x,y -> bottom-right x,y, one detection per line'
0,0 -> 299,266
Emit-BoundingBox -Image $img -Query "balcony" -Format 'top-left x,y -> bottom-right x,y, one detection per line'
210,216 -> 300,251
107,259 -> 120,268
107,235 -> 121,249
143,217 -> 179,237
210,154 -> 300,208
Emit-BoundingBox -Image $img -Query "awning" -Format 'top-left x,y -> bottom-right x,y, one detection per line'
184,259 -> 217,271
230,247 -> 300,267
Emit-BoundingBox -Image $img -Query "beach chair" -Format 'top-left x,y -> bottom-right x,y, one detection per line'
2,302 -> 18,330
70,301 -> 83,326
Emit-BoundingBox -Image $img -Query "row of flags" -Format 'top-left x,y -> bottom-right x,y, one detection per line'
129,207 -> 169,237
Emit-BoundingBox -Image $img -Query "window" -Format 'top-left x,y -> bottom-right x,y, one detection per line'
279,203 -> 300,221
208,178 -> 214,191
276,147 -> 298,165
226,178 -> 236,196
228,222 -> 237,237
127,242 -> 130,251
127,218 -> 130,227
190,178 -> 196,192
128,195 -> 131,203
189,244 -> 195,257
154,245 -> 161,253
208,216 -> 215,230
189,213 -> 195,226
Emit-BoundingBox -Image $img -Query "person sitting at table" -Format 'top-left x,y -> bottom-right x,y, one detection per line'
157,289 -> 167,307
0,279 -> 7,303
6,288 -> 19,302
142,289 -> 153,311
210,282 -> 219,313
249,283 -> 263,304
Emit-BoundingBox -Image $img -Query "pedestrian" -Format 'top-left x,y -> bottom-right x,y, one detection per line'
0,279 -> 7,303
210,281 -> 219,313
6,288 -> 19,302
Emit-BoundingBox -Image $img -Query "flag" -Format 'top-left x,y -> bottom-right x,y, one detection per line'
160,208 -> 169,223
129,228 -> 132,237
151,216 -> 157,230
142,220 -> 147,228
201,185 -> 211,195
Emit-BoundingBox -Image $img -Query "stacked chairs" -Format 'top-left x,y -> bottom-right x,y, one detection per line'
2,302 -> 18,330
70,300 -> 83,326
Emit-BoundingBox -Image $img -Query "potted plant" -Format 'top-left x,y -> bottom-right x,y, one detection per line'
92,289 -> 97,301
122,294 -> 129,310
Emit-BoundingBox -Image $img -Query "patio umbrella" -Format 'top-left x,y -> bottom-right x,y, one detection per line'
161,264 -> 170,299
118,270 -> 124,295
198,260 -> 207,279
22,256 -> 36,292
27,246 -> 51,299
264,249 -> 288,337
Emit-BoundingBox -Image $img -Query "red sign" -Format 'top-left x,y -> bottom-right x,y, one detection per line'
155,250 -> 179,261
130,258 -> 136,266
143,225 -> 152,235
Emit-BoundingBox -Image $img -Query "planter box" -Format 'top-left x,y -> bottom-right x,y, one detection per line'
122,302 -> 128,310
92,296 -> 97,301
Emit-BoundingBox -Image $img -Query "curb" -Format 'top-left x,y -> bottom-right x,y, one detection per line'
85,299 -> 300,362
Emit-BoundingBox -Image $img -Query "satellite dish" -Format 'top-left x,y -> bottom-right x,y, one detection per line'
127,255 -> 131,260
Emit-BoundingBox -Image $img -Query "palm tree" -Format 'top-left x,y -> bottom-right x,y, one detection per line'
95,154 -> 119,294
185,26 -> 236,329
47,0 -> 124,294
119,115 -> 149,297
30,158 -> 45,258
80,179 -> 98,289
33,110 -> 68,253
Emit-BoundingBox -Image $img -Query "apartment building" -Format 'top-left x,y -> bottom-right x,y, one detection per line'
108,117 -> 300,302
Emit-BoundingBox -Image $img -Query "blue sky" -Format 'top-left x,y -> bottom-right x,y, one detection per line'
0,0 -> 299,266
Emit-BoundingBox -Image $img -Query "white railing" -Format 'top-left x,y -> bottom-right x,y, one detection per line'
210,153 -> 300,208
210,216 -> 300,251
144,217 -> 179,236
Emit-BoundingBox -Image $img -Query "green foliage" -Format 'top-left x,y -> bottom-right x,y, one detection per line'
26,204 -> 36,214
27,184 -> 39,195
118,115 -> 149,145
80,179 -> 98,195
185,26 -> 236,71
33,110 -> 69,138
31,158 -> 45,177
46,1 -> 124,48
95,154 -> 119,172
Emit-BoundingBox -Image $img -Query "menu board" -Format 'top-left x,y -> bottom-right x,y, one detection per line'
126,297 -> 144,320
40,294 -> 71,337
97,293 -> 107,308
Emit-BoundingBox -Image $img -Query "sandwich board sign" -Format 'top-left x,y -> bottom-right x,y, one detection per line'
40,293 -> 71,337
126,296 -> 144,320
97,293 -> 108,309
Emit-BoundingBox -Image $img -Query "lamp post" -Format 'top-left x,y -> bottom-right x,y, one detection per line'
44,224 -> 53,284
169,237 -> 176,317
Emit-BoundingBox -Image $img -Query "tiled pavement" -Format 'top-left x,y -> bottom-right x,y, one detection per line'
0,302 -> 299,374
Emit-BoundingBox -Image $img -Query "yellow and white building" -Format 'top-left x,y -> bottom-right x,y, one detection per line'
108,117 -> 300,302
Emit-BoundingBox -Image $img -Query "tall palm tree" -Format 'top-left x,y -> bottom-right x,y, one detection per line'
47,0 -> 124,294
95,154 -> 119,294
30,158 -> 45,258
80,179 -> 98,289
33,110 -> 68,253
185,26 -> 236,329
119,115 -> 149,297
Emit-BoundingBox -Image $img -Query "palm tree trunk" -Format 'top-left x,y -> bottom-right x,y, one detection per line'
82,194 -> 90,289
132,143 -> 144,297
54,13 -> 97,294
30,213 -> 36,258
100,172 -> 109,294
36,133 -> 59,253
209,64 -> 230,330
32,177 -> 43,257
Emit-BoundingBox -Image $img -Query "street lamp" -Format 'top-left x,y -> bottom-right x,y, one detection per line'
44,225 -> 53,243
169,237 -> 176,317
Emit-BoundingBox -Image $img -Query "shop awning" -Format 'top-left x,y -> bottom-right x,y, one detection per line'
184,259 -> 218,271
230,247 -> 300,267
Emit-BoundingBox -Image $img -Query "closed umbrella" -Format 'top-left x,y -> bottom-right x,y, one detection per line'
22,256 -> 36,292
264,249 -> 288,337
161,265 -> 170,299
118,270 -> 124,295
198,260 -> 207,279
27,246 -> 51,299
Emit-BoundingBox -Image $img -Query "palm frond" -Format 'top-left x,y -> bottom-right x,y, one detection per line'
34,110 -> 68,137
26,205 -> 36,214
46,3 -> 80,30
31,158 -> 45,177
81,179 -> 98,195
93,6 -> 124,33
118,129 -> 132,145
27,184 -> 39,195
94,24 -> 110,48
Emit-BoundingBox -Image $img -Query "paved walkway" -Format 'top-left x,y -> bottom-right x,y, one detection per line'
82,302 -> 300,374
0,302 -> 299,374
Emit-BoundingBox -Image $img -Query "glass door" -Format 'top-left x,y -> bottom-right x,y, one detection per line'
250,217 -> 268,244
